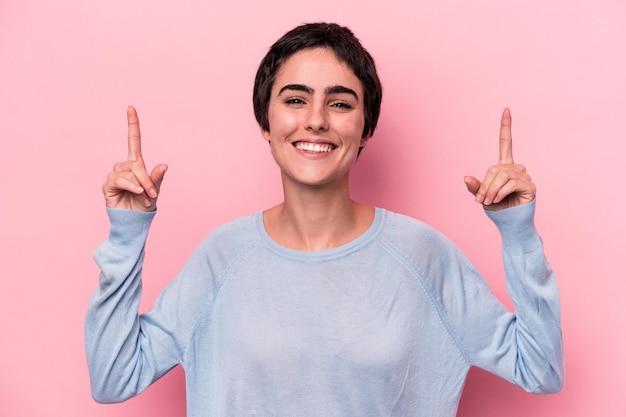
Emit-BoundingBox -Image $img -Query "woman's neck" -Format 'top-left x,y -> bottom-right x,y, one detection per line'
263,179 -> 374,251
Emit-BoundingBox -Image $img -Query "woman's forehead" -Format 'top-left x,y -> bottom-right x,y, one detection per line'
274,48 -> 361,93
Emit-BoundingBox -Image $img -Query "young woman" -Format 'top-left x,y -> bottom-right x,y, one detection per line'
86,22 -> 563,416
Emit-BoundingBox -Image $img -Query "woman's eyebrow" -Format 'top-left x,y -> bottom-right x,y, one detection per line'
325,85 -> 358,100
278,84 -> 313,95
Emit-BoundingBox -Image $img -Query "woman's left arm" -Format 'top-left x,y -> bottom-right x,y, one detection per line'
458,109 -> 564,392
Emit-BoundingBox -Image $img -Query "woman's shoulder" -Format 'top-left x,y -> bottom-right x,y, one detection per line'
379,208 -> 446,240
196,211 -> 261,256
377,208 -> 460,258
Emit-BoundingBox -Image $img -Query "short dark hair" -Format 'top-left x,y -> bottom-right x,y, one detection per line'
253,22 -> 383,140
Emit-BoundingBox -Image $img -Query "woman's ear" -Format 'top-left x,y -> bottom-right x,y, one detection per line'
357,136 -> 370,157
260,126 -> 271,143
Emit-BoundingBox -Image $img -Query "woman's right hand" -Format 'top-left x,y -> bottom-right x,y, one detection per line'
102,106 -> 168,211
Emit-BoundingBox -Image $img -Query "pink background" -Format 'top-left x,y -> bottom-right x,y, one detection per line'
1,1 -> 624,415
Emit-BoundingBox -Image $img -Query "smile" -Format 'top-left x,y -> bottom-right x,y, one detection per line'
294,142 -> 335,153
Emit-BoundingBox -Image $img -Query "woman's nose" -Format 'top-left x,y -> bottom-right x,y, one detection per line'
305,104 -> 329,132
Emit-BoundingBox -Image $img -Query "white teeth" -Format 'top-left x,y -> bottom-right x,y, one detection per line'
295,142 -> 334,153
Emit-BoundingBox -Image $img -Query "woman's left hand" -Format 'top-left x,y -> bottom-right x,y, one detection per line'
464,108 -> 536,211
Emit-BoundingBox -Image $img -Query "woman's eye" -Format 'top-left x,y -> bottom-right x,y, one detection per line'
331,102 -> 353,110
285,98 -> 305,105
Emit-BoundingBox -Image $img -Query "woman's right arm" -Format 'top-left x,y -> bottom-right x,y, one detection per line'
85,107 -> 171,402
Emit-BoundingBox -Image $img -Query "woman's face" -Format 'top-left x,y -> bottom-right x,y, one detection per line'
262,47 -> 368,189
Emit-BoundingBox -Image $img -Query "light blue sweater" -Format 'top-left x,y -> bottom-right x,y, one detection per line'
85,201 -> 563,416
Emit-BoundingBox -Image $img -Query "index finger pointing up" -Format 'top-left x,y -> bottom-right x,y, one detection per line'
127,105 -> 142,161
498,107 -> 514,165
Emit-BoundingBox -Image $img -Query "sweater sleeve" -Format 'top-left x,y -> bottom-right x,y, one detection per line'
450,200 -> 564,393
85,208 -> 181,403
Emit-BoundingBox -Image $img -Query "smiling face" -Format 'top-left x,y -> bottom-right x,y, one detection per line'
262,47 -> 368,190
